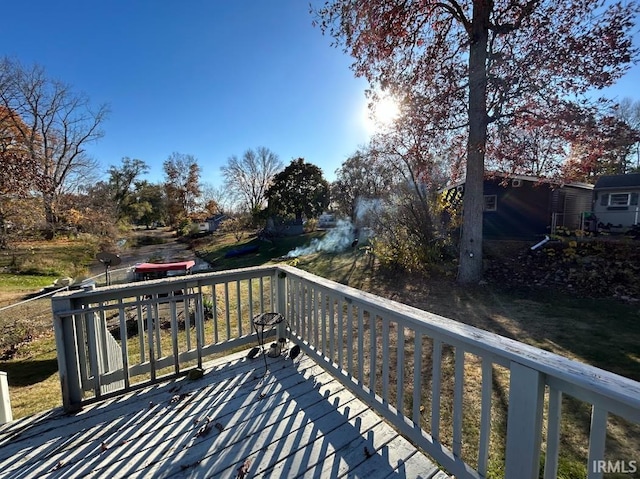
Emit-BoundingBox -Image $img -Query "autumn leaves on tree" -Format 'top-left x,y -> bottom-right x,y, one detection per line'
315,0 -> 639,282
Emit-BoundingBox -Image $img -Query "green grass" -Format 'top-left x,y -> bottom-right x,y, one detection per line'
0,236 -> 100,278
196,231 -> 325,270
0,274 -> 57,291
482,288 -> 640,381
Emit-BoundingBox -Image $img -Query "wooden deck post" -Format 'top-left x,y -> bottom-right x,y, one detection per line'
52,296 -> 84,411
0,371 -> 12,423
275,269 -> 288,340
504,362 -> 545,479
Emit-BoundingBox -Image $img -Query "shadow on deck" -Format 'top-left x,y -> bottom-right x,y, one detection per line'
0,350 -> 447,478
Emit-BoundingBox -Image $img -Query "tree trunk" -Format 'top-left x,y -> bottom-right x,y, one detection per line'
0,208 -> 8,250
457,0 -> 490,284
43,192 -> 57,240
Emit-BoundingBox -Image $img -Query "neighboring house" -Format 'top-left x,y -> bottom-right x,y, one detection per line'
444,173 -> 594,239
197,214 -> 227,233
593,174 -> 640,232
265,216 -> 304,236
318,213 -> 337,228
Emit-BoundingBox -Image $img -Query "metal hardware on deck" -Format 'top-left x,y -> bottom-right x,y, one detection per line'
252,312 -> 285,374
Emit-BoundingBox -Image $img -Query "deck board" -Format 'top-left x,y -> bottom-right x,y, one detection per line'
0,350 -> 447,478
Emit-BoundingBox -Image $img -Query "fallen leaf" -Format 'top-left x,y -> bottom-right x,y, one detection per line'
196,417 -> 212,437
237,459 -> 251,478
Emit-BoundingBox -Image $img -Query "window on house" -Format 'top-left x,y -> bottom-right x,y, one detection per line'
484,195 -> 497,211
609,193 -> 630,206
600,192 -> 638,207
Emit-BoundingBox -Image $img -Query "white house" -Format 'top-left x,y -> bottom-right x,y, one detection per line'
593,174 -> 640,232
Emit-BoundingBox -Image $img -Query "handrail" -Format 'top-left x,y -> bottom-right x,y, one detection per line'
52,265 -> 282,408
278,266 -> 640,419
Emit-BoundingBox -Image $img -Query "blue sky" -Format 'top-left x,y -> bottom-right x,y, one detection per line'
1,1 -> 638,187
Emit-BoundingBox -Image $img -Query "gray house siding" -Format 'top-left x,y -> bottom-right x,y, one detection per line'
445,174 -> 594,239
593,174 -> 640,231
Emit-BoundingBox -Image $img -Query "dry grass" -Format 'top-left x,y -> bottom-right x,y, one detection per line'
0,332 -> 62,416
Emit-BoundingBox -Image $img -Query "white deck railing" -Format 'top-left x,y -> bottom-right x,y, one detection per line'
52,265 -> 640,479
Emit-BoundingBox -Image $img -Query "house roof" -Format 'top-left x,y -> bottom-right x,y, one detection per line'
594,174 -> 640,190
444,171 -> 594,191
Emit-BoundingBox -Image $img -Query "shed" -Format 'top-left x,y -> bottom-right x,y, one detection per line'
444,173 -> 594,239
198,214 -> 227,233
593,174 -> 640,232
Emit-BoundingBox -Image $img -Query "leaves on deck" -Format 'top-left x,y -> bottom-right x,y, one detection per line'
236,459 -> 251,478
196,416 -> 212,437
170,392 -> 192,404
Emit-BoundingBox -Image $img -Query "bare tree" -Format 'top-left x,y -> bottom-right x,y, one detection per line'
221,146 -> 283,217
332,147 -> 394,221
200,182 -> 231,215
615,98 -> 640,172
0,57 -> 108,238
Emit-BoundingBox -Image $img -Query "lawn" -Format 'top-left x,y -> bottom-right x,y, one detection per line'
194,231 -> 325,270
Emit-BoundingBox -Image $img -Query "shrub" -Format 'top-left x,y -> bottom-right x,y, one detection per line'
367,183 -> 455,273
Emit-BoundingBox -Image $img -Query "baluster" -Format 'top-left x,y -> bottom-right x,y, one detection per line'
453,348 -> 464,456
412,332 -> 422,425
543,387 -> 562,479
382,317 -> 390,404
432,339 -> 442,441
396,325 -> 404,414
586,406 -> 608,479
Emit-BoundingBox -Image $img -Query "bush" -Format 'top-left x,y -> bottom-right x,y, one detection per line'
176,218 -> 192,237
304,218 -> 318,233
367,184 -> 455,273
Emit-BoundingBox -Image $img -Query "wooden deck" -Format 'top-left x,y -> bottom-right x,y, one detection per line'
0,350 -> 447,478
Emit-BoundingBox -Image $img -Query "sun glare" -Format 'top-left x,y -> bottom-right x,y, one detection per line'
363,95 -> 400,134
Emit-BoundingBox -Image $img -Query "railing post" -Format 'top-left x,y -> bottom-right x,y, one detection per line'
275,269 -> 287,340
52,296 -> 83,412
0,371 -> 12,423
505,362 -> 545,479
